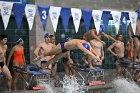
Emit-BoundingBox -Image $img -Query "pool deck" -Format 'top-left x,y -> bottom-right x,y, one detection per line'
0,69 -> 125,93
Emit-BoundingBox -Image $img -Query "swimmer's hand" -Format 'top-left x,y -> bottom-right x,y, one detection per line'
101,41 -> 106,45
95,56 -> 102,62
34,55 -> 44,62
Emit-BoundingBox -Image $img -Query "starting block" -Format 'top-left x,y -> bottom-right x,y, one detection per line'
32,86 -> 45,90
88,81 -> 106,86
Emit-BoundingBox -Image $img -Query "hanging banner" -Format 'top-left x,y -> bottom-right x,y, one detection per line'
92,10 -> 103,34
120,12 -> 129,33
0,1 -> 13,30
38,6 -> 50,32
71,8 -> 82,33
60,8 -> 71,33
49,6 -> 61,32
25,4 -> 36,31
129,12 -> 138,35
82,9 -> 92,33
13,3 -> 25,31
102,11 -> 110,32
111,11 -> 121,34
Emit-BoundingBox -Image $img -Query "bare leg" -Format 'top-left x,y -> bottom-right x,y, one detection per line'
64,64 -> 70,76
12,72 -> 19,90
2,65 -> 12,92
133,38 -> 139,64
51,64 -> 57,77
42,52 -> 68,68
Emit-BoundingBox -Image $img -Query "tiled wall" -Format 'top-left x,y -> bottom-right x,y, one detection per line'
55,18 -> 129,71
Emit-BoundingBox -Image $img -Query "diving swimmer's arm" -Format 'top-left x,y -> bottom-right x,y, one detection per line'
90,30 -> 105,45
101,32 -> 117,42
77,43 -> 101,62
127,22 -> 132,39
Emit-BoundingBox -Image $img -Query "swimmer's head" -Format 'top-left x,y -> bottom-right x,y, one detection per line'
65,37 -> 72,42
16,37 -> 24,44
44,32 -> 50,38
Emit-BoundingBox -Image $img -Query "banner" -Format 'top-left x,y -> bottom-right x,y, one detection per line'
129,12 -> 138,35
60,8 -> 71,33
111,11 -> 121,34
13,3 -> 25,31
102,11 -> 110,32
120,12 -> 129,32
92,10 -> 103,34
82,9 -> 92,33
25,4 -> 36,31
49,6 -> 61,32
38,6 -> 50,32
71,8 -> 82,33
0,1 -> 13,30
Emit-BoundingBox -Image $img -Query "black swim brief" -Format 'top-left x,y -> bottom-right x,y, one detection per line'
0,62 -> 4,68
60,42 -> 69,53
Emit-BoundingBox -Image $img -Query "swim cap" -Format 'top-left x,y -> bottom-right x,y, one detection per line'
44,32 -> 50,38
65,37 -> 72,41
82,43 -> 90,50
16,37 -> 23,43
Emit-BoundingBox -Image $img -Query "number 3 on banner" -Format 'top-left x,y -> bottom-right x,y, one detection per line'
42,10 -> 46,20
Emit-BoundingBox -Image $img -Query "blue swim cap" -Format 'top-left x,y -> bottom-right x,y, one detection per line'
82,43 -> 90,50
44,32 -> 50,38
16,37 -> 23,43
65,37 -> 72,41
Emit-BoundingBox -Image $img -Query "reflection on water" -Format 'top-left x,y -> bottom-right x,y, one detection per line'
112,78 -> 140,93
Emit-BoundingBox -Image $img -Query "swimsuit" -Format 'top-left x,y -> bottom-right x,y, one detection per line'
0,62 -> 4,68
14,49 -> 24,66
60,42 -> 69,53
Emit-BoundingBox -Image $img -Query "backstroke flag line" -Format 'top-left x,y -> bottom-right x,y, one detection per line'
60,8 -> 71,33
25,4 -> 36,31
49,6 -> 61,32
38,6 -> 50,32
120,12 -> 129,33
92,10 -> 103,34
129,12 -> 138,35
82,9 -> 92,33
13,3 -> 25,31
0,1 -> 13,30
111,11 -> 121,34
71,8 -> 82,33
102,11 -> 110,32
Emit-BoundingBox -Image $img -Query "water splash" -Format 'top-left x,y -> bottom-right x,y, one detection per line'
112,78 -> 140,93
61,75 -> 86,93
38,81 -> 54,93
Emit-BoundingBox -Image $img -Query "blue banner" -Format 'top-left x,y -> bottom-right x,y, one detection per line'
121,12 -> 129,32
82,9 -> 92,33
38,6 -> 50,32
101,11 -> 110,32
60,8 -> 71,33
13,3 -> 25,31
136,10 -> 140,19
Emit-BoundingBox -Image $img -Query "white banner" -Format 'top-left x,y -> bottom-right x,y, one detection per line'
49,6 -> 61,32
111,11 -> 121,34
92,10 -> 103,34
129,12 -> 138,35
71,8 -> 82,33
0,1 -> 13,30
25,4 -> 36,31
